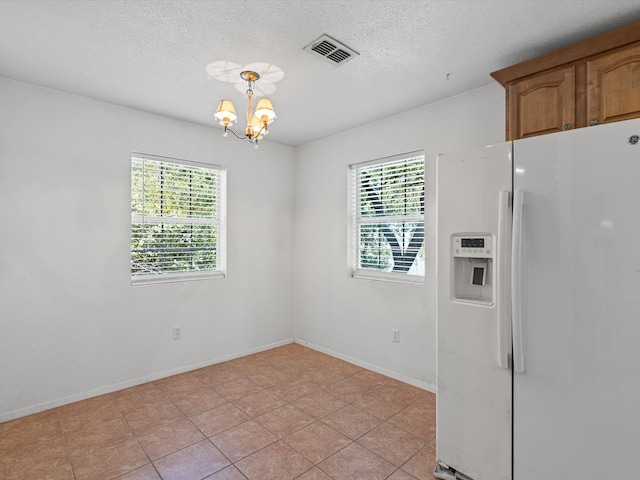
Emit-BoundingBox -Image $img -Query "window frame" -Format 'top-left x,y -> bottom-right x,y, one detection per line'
348,150 -> 426,285
130,152 -> 226,285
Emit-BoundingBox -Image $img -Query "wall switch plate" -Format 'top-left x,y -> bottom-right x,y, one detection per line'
392,328 -> 400,343
173,326 -> 182,340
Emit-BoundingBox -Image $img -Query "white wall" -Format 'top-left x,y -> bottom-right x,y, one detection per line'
0,78 -> 296,421
293,84 -> 505,391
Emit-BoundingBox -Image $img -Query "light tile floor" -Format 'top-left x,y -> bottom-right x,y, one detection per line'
0,343 -> 437,480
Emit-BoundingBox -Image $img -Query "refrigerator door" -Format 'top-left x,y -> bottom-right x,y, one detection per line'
513,118 -> 640,478
436,143 -> 512,480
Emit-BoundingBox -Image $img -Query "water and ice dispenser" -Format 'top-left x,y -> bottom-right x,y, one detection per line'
451,234 -> 495,305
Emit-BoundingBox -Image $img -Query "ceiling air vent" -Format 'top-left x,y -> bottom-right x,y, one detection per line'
304,34 -> 359,66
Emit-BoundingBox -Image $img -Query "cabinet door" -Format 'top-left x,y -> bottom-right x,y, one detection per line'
587,42 -> 640,126
506,66 -> 575,140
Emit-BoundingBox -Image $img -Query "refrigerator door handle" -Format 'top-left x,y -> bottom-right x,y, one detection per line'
497,190 -> 512,370
511,189 -> 525,374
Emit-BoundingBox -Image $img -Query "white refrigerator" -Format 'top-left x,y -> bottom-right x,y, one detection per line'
435,118 -> 640,480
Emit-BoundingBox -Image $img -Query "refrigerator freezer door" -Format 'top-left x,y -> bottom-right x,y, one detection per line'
436,143 -> 512,480
513,118 -> 640,478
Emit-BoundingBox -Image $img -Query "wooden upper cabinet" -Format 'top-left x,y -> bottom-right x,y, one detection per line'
507,66 -> 575,139
492,21 -> 640,140
587,42 -> 640,126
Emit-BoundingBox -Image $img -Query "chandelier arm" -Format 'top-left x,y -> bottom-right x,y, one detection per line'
256,124 -> 267,137
225,126 -> 249,140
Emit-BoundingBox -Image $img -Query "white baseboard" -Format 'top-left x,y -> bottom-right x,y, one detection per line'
0,338 -> 295,423
294,338 -> 437,394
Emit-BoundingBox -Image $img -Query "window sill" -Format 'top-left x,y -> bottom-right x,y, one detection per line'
131,271 -> 225,286
352,269 -> 424,286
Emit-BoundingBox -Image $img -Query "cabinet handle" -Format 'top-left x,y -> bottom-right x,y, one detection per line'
590,119 -> 599,126
563,124 -> 572,130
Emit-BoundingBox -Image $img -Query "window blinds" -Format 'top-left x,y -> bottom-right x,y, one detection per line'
131,153 -> 226,283
350,151 -> 425,281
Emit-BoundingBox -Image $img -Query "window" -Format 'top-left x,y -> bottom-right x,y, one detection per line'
131,153 -> 226,284
349,151 -> 425,283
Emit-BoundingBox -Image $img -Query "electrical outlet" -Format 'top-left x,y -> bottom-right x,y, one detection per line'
392,328 -> 400,343
173,326 -> 182,340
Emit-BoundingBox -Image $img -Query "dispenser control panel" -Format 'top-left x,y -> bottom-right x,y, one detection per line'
450,233 -> 495,305
452,235 -> 493,259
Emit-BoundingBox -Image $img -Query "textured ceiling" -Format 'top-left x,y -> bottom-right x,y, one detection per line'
1,0 -> 639,146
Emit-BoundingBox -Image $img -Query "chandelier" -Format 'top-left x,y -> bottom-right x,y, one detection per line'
213,70 -> 276,148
